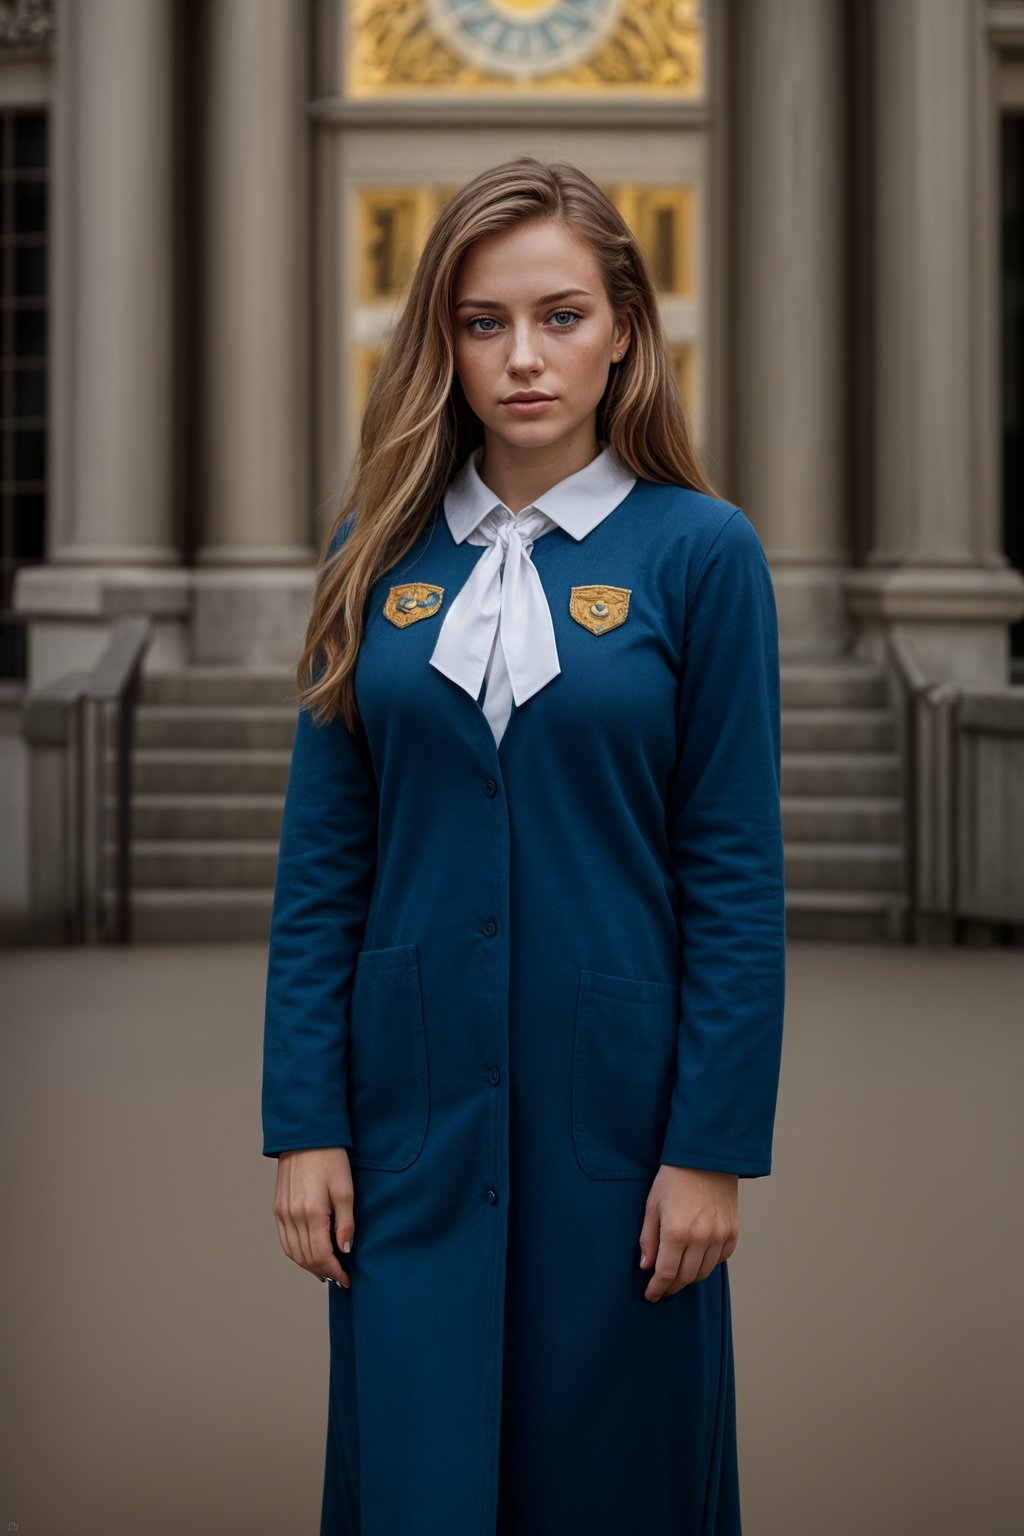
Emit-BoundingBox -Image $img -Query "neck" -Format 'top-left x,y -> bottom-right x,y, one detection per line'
476,430 -> 603,514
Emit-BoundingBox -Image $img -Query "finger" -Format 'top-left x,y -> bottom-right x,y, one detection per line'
644,1230 -> 685,1301
677,1235 -> 710,1288
330,1196 -> 356,1264
638,1205 -> 660,1271
313,1210 -> 350,1289
273,1167 -> 308,1270
665,1241 -> 723,1294
326,1176 -> 356,1289
295,1206 -> 332,1279
277,1194 -> 330,1281
693,1242 -> 726,1284
278,1211 -> 306,1270
273,1206 -> 291,1261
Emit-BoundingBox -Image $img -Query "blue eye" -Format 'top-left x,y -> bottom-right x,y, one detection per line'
464,308 -> 584,335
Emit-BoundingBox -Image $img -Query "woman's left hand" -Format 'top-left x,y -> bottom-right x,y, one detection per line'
638,1166 -> 740,1301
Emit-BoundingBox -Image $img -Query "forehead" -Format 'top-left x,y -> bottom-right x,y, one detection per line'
454,220 -> 603,297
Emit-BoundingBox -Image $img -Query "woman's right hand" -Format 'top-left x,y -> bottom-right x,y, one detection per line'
272,1147 -> 355,1290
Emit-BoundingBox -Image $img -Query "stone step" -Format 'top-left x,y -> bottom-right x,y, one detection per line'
110,793 -> 900,847
781,751 -> 901,797
111,888 -> 275,943
780,795 -> 902,842
779,660 -> 888,709
784,841 -> 904,891
141,665 -> 298,707
780,707 -> 896,752
785,889 -> 908,943
139,660 -> 889,711
112,831 -> 903,899
120,706 -> 897,754
102,659 -> 908,943
120,749 -> 291,795
109,885 -> 908,945
106,793 -> 284,840
109,703 -> 298,751
107,838 -> 279,890
120,702 -> 896,754
121,756 -> 904,806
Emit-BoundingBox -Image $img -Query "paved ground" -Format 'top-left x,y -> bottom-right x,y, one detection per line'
1,937 -> 1022,1536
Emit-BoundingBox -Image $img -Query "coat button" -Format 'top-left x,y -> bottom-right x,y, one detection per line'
483,778 -> 497,796
482,919 -> 497,936
485,1187 -> 498,1204
489,1066 -> 501,1085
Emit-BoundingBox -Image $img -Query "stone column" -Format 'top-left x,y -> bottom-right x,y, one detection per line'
731,0 -> 850,653
845,0 -> 1024,685
15,0 -> 188,687
192,0 -> 316,665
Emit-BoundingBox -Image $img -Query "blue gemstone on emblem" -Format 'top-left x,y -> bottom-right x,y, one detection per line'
397,589 -> 441,612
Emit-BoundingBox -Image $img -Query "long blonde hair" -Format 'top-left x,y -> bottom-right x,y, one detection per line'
301,154 -> 719,731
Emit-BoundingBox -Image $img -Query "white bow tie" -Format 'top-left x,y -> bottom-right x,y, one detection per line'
429,504 -> 560,707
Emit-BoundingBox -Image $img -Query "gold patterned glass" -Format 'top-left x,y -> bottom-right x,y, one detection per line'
347,0 -> 704,99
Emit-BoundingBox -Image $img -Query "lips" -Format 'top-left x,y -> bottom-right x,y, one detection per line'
501,397 -> 556,414
502,393 -> 555,403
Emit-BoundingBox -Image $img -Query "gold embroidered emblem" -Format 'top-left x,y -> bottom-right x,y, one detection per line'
383,582 -> 445,628
568,584 -> 632,635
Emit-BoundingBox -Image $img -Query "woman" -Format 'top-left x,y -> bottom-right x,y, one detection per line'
262,155 -> 786,1536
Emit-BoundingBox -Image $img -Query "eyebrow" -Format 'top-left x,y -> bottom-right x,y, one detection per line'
454,288 -> 594,311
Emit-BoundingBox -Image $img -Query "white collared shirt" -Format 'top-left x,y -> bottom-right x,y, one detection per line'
429,441 -> 638,746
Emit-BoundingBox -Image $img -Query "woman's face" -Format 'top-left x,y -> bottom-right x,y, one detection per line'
452,217 -> 631,455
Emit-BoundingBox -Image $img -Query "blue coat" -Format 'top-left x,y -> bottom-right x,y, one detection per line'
262,476 -> 787,1536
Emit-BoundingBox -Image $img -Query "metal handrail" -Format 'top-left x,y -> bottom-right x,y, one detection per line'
23,616 -> 152,943
885,633 -> 933,923
885,633 -> 963,939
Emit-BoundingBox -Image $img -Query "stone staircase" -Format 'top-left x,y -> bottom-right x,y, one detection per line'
780,660 -> 906,941
104,667 -> 294,942
107,657 -> 907,944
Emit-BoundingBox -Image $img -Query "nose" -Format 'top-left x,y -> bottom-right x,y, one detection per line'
505,322 -> 544,375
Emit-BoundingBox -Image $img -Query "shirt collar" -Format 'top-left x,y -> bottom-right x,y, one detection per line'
443,441 -> 637,546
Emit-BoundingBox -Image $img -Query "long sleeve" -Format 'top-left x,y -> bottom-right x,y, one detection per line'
658,507 -> 786,1179
261,515 -> 379,1157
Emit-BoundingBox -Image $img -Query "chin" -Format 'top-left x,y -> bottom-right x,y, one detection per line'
491,424 -> 563,448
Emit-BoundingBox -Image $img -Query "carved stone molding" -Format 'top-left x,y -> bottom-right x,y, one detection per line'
0,0 -> 55,58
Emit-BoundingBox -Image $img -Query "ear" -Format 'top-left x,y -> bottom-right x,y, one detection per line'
612,311 -> 632,360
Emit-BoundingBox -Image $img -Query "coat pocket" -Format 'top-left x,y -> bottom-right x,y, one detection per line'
348,942 -> 429,1171
571,968 -> 680,1180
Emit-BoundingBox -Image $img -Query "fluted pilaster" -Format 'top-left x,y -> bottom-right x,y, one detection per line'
845,0 -> 1024,684
732,0 -> 850,652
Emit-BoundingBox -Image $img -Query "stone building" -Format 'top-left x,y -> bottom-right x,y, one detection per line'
1,0 -> 1022,945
